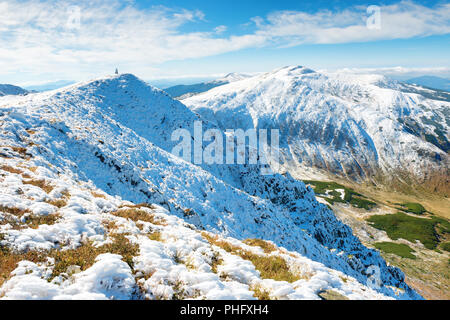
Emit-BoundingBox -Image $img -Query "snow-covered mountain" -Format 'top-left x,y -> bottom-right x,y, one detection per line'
183,66 -> 450,196
164,73 -> 252,99
0,74 -> 421,299
0,84 -> 29,97
24,80 -> 76,92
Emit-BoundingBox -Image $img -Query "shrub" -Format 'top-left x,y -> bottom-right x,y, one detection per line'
210,251 -> 223,274
349,197 -> 377,210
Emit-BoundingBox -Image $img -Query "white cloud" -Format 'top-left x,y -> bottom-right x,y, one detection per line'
329,66 -> 450,79
253,1 -> 450,46
214,25 -> 227,34
0,0 -> 264,81
0,0 -> 449,82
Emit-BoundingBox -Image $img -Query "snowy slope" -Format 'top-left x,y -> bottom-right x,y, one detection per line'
0,74 -> 420,299
0,84 -> 29,97
0,167 -> 389,300
183,66 -> 450,195
164,73 -> 252,99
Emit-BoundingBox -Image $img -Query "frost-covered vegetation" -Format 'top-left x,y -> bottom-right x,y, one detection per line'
0,163 -> 390,300
0,73 -> 421,299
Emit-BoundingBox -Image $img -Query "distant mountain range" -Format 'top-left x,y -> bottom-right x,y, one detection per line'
164,73 -> 252,99
405,76 -> 450,91
24,80 -> 76,92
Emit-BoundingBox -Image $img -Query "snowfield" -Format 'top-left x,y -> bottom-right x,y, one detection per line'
0,73 -> 421,299
183,66 -> 450,194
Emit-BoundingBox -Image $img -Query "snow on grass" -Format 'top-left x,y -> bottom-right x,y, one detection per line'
0,156 -> 390,299
0,73 -> 421,299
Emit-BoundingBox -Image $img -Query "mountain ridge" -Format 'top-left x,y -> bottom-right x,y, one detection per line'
0,73 -> 420,299
164,73 -> 252,99
0,84 -> 29,97
183,66 -> 450,196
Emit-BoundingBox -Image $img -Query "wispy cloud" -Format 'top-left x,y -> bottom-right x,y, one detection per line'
0,0 -> 449,82
254,1 -> 450,46
329,66 -> 450,79
0,0 -> 265,81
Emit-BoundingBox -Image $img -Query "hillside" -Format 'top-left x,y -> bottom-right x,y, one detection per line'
0,74 -> 420,299
183,66 -> 450,196
0,84 -> 29,97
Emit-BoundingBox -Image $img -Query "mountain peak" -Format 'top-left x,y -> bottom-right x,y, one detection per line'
184,65 -> 450,196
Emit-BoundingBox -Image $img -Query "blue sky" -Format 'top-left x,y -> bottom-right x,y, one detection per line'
0,0 -> 449,86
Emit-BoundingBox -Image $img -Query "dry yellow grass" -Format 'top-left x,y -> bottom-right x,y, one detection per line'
119,203 -> 155,210
113,207 -> 166,226
10,146 -> 30,157
148,231 -> 162,242
202,232 -> 299,283
45,199 -> 67,208
0,165 -> 23,174
91,191 -> 106,199
243,238 -> 277,254
22,179 -> 54,193
210,251 -> 223,274
251,284 -> 271,300
49,234 -> 139,278
0,245 -> 47,287
25,214 -> 60,229
0,146 -> 32,159
0,205 -> 31,217
0,233 -> 139,286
